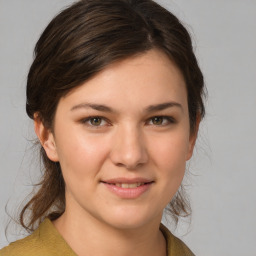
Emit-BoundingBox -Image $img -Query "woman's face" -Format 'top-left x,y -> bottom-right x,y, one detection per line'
39,49 -> 197,229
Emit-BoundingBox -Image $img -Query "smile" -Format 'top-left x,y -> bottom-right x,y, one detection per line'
112,182 -> 146,188
101,180 -> 153,199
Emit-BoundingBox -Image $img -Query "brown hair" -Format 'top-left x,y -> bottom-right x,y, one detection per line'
21,0 -> 205,231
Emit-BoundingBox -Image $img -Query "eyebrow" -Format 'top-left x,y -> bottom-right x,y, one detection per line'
71,103 -> 114,112
70,101 -> 183,113
145,102 -> 183,113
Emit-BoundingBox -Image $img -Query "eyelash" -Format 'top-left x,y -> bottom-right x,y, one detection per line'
80,116 -> 110,128
146,116 -> 176,126
80,115 -> 176,128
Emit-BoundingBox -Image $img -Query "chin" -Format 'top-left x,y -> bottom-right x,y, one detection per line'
99,205 -> 161,230
105,218 -> 150,230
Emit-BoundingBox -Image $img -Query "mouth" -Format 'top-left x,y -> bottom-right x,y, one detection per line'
102,181 -> 153,188
101,179 -> 154,199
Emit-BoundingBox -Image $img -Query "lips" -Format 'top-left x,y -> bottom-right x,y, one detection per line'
101,178 -> 154,199
102,177 -> 153,184
103,181 -> 151,188
115,182 -> 146,188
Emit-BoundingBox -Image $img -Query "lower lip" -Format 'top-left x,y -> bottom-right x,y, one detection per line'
102,182 -> 153,199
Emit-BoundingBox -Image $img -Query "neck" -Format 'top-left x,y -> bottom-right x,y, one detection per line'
53,210 -> 166,256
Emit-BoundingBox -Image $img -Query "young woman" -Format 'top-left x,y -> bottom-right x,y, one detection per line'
0,0 -> 205,255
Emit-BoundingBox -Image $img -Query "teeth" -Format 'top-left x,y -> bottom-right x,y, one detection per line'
115,183 -> 144,188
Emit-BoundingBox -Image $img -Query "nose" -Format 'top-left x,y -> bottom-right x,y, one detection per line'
109,125 -> 148,169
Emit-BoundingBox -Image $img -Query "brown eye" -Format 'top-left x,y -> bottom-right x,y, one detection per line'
90,117 -> 102,126
81,116 -> 109,128
151,117 -> 164,125
147,116 -> 175,126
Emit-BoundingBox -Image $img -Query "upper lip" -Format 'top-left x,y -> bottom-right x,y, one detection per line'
101,177 -> 154,184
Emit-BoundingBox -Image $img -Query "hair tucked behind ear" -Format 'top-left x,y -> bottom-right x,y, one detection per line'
21,0 -> 205,231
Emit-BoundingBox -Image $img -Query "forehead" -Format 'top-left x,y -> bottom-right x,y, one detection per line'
59,49 -> 187,112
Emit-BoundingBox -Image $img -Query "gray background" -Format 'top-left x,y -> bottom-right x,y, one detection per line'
0,0 -> 255,255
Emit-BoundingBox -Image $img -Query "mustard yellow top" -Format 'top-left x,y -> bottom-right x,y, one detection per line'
0,219 -> 195,256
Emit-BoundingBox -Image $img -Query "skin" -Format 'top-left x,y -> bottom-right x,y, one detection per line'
35,49 -> 198,256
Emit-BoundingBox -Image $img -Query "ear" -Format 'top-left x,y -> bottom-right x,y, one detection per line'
34,114 -> 59,162
186,116 -> 201,161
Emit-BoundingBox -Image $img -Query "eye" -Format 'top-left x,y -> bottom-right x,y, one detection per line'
151,117 -> 164,125
89,117 -> 103,126
81,116 -> 109,127
147,116 -> 175,126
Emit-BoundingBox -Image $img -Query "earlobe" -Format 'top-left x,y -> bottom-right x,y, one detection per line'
34,114 -> 59,162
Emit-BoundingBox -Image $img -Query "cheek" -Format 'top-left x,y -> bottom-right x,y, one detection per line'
151,132 -> 190,166
54,134 -> 111,205
54,128 -> 110,178
149,131 -> 190,186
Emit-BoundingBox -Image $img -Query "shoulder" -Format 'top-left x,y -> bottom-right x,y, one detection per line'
160,224 -> 195,256
0,228 -> 47,256
0,219 -> 76,256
